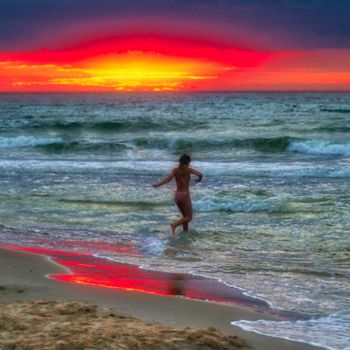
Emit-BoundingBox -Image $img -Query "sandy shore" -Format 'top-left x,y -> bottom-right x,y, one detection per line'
0,247 -> 324,350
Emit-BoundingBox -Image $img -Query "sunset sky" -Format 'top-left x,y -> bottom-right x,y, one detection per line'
1,0 -> 350,91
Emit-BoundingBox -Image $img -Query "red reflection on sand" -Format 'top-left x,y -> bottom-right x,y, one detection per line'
29,238 -> 141,256
0,244 -> 91,257
0,244 -> 267,307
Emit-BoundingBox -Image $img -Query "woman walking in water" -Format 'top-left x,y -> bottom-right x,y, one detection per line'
152,154 -> 203,234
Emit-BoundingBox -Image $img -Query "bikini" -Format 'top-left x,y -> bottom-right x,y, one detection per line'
174,191 -> 188,202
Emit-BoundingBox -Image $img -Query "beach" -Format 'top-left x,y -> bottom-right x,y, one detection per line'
0,92 -> 349,349
0,247 -> 324,350
1,0 -> 350,344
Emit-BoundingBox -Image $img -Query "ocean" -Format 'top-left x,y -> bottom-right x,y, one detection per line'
0,92 -> 349,350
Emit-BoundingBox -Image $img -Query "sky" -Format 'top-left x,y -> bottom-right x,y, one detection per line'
1,0 -> 350,91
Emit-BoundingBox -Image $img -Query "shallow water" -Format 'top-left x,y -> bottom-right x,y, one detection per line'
0,92 -> 349,349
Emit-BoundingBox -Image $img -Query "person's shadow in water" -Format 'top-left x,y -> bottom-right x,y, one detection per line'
167,273 -> 187,296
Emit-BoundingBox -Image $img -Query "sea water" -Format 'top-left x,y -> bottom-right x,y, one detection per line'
0,92 -> 349,349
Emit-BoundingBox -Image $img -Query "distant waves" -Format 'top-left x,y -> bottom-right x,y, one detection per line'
1,134 -> 350,156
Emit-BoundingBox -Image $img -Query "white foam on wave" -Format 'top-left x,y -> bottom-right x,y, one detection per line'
142,237 -> 166,256
0,158 -> 349,178
0,135 -> 62,148
232,309 -> 350,350
289,140 -> 350,156
193,196 -> 284,213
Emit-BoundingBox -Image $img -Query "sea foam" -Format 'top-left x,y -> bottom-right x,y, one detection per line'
0,135 -> 62,148
232,309 -> 350,350
288,140 -> 350,156
0,159 -> 349,178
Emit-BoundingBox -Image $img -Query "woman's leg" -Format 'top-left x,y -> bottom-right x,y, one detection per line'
171,197 -> 192,234
177,203 -> 189,231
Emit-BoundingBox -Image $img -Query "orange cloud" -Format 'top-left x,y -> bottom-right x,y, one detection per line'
228,49 -> 350,90
0,36 -> 349,91
0,35 -> 268,91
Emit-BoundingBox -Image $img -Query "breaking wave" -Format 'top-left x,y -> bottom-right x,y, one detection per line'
0,136 -> 62,148
288,140 -> 350,156
1,135 -> 349,157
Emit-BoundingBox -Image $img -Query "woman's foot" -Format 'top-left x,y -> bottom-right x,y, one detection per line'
170,223 -> 176,235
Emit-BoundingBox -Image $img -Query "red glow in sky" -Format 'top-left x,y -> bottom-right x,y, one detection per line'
1,1 -> 349,91
1,34 -> 350,91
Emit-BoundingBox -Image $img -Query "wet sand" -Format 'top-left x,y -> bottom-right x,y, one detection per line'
0,247 -> 324,350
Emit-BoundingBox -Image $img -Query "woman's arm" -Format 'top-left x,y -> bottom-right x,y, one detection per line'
190,167 -> 203,183
152,169 -> 176,188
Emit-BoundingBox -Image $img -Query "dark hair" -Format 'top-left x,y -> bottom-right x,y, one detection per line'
179,154 -> 191,165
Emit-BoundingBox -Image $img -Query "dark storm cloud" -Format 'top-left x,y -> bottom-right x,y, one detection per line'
0,0 -> 349,50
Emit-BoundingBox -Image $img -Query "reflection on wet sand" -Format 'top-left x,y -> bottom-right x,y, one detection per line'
0,244 -> 268,309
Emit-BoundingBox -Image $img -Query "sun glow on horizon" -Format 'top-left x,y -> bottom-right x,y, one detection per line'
0,35 -> 265,92
0,35 -> 349,91
58,51 -> 231,91
0,53 -> 231,92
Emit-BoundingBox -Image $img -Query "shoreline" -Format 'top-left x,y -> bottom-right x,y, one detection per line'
0,244 -> 275,310
0,246 -> 324,350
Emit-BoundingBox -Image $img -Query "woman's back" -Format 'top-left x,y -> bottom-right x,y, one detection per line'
174,166 -> 190,192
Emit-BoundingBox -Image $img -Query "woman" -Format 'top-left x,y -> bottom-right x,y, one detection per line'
152,154 -> 203,234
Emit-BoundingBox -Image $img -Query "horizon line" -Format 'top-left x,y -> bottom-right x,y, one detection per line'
0,90 -> 349,94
